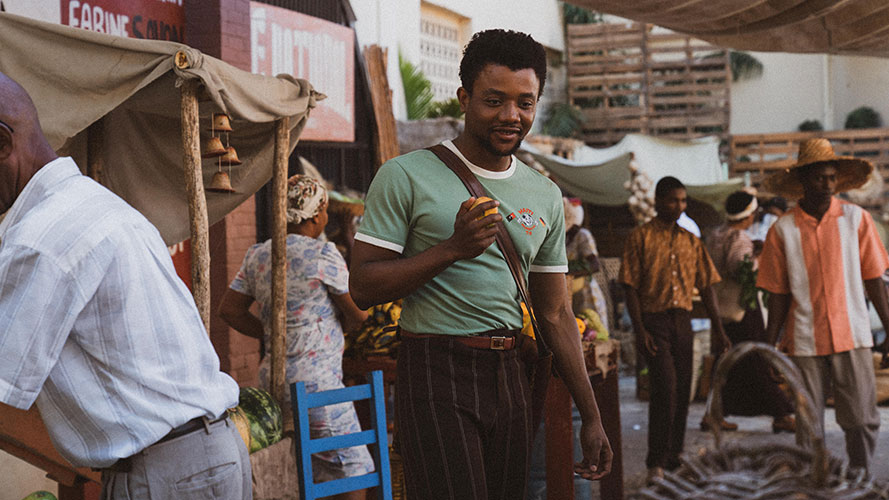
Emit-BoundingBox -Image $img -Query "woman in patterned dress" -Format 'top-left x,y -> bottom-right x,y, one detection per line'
219,175 -> 374,499
564,197 -> 609,337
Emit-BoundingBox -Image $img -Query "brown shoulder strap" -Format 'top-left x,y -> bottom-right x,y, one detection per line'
427,144 -> 548,352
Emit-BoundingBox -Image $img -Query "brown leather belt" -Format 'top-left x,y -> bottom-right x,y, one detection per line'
401,329 -> 519,350
99,414 -> 228,473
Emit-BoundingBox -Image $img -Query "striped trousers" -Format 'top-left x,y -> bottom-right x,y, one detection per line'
396,335 -> 534,500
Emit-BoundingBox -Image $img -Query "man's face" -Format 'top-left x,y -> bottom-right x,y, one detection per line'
458,64 -> 539,158
655,188 -> 687,223
799,163 -> 837,202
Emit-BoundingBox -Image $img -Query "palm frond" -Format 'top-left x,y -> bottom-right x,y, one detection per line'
399,53 -> 434,120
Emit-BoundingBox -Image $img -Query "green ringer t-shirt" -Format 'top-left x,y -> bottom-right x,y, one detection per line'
355,140 -> 568,336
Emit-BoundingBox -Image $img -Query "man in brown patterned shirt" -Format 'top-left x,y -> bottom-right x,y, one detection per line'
619,176 -> 729,483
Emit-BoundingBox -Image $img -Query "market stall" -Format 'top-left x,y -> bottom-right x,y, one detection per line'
0,11 -> 319,497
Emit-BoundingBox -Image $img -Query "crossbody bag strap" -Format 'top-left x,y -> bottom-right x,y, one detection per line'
427,144 -> 550,353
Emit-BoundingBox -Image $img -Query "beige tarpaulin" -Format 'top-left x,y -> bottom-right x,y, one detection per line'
521,134 -> 743,208
0,12 -> 320,245
568,1 -> 889,58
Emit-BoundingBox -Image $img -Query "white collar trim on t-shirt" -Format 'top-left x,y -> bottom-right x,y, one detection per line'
442,140 -> 516,180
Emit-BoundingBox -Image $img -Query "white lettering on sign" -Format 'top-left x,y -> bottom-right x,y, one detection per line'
154,0 -> 183,5
252,8 -> 352,123
68,1 -> 130,37
168,241 -> 185,257
251,7 -> 267,74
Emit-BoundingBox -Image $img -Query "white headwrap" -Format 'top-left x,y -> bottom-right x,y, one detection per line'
726,195 -> 758,222
286,174 -> 328,224
563,197 -> 584,230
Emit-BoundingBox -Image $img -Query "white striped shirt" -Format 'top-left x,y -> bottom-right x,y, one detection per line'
0,158 -> 239,468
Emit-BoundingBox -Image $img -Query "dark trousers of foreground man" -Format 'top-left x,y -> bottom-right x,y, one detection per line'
395,336 -> 533,500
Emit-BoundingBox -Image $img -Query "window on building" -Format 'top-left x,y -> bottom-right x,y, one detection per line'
419,3 -> 466,101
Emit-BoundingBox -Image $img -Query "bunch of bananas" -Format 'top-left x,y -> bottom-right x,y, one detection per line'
345,300 -> 402,358
576,308 -> 609,341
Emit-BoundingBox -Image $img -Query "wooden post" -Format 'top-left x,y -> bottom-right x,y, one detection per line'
270,117 -> 290,407
86,119 -> 104,183
179,77 -> 211,333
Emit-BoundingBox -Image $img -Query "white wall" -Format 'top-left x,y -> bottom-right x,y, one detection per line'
731,52 -> 889,134
831,55 -> 889,129
730,52 -> 827,134
352,0 -> 564,120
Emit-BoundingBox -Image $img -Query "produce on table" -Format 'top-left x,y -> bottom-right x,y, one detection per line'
21,493 -> 57,500
227,405 -> 252,452
238,387 -> 283,453
345,300 -> 402,358
577,308 -> 609,341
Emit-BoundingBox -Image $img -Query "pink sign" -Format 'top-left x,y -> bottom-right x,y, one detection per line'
250,2 -> 355,142
62,0 -> 185,42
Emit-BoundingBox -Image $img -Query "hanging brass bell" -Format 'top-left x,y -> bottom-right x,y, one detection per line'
220,146 -> 242,165
201,136 -> 227,158
206,171 -> 236,193
210,113 -> 234,132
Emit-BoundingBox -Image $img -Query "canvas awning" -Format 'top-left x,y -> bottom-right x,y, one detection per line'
0,12 -> 320,245
567,1 -> 889,58
522,134 -> 743,208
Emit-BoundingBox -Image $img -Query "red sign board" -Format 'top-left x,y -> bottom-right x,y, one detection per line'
168,239 -> 192,291
61,0 -> 185,42
250,2 -> 355,142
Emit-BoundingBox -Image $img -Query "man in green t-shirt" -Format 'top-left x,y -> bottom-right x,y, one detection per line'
351,29 -> 612,499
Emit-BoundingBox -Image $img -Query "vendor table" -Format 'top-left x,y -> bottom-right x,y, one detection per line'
342,338 -> 622,499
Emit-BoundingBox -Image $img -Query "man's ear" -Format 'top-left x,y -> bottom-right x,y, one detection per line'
456,87 -> 469,113
0,125 -> 12,160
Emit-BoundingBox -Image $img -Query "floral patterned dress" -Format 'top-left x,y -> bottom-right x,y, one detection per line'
230,233 -> 373,477
566,228 -> 609,329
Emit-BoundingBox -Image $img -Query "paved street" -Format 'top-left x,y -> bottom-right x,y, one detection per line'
615,373 -> 889,499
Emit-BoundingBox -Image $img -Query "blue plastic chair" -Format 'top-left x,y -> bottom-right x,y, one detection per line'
290,370 -> 393,500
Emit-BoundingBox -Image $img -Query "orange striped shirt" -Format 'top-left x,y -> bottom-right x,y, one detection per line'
757,198 -> 889,356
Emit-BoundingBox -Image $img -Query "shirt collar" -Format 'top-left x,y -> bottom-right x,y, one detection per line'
650,216 -> 679,231
0,157 -> 81,238
792,196 -> 841,226
442,140 -> 516,180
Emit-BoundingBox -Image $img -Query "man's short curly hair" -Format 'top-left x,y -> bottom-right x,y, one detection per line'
459,29 -> 547,98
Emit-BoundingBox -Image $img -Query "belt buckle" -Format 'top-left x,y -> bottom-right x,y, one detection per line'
490,336 -> 507,350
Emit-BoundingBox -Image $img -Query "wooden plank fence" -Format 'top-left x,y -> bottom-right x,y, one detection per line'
567,22 -> 730,148
730,128 -> 889,189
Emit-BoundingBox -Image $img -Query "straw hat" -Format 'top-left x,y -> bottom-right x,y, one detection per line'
762,138 -> 873,199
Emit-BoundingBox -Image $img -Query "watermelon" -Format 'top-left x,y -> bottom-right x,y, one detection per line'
21,493 -> 57,500
238,387 -> 283,453
226,406 -> 252,452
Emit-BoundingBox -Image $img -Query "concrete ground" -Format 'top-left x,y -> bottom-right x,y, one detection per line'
613,373 -> 889,499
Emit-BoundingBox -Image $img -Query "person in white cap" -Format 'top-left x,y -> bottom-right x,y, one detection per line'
758,138 -> 889,473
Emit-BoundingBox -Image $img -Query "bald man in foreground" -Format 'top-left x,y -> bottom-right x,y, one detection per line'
0,74 -> 252,498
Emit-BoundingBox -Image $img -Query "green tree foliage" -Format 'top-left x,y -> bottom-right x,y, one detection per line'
845,106 -> 882,129
798,119 -> 824,132
428,98 -> 464,119
541,102 -> 584,137
399,53 -> 434,120
729,51 -> 763,81
564,3 -> 602,24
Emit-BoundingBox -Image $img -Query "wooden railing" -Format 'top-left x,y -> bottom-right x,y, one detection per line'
730,128 -> 889,188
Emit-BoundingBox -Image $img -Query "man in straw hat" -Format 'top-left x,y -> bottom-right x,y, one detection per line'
351,29 -> 611,499
757,137 -> 889,473
0,73 -> 250,497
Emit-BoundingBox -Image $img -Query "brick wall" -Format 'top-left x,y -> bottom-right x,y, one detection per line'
186,0 -> 261,387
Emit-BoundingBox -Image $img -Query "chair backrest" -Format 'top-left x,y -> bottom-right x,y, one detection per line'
290,370 -> 393,500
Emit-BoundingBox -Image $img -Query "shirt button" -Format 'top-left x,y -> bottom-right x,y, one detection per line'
671,254 -> 676,259
672,271 -> 677,275
673,286 -> 678,290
